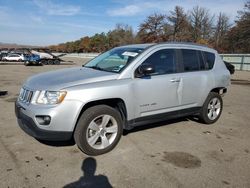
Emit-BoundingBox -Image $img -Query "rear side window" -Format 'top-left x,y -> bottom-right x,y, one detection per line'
203,52 -> 215,69
10,54 -> 18,57
181,49 -> 200,71
180,49 -> 208,72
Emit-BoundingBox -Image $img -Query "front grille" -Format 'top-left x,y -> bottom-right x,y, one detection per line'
19,88 -> 33,104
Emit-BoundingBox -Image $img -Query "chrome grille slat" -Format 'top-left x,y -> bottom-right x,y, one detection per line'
24,90 -> 28,102
28,91 -> 33,102
19,88 -> 33,104
20,88 -> 25,100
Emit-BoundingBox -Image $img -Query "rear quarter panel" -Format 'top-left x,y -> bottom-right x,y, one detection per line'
212,53 -> 231,89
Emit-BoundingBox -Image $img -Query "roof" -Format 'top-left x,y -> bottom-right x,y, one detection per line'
118,42 -> 216,53
117,43 -> 155,49
156,42 -> 215,52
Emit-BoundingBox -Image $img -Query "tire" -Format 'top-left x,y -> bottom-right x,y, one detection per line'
199,92 -> 223,124
53,60 -> 60,65
48,60 -> 53,65
74,105 -> 123,156
41,60 -> 48,65
24,61 -> 29,66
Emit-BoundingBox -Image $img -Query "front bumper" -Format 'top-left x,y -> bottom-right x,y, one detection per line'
15,101 -> 79,141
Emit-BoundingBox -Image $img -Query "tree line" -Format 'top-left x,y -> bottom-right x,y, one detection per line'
49,1 -> 250,53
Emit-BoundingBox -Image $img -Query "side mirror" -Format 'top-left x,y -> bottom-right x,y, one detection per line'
136,64 -> 155,77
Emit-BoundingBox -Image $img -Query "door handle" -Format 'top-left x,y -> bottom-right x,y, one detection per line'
170,78 -> 180,83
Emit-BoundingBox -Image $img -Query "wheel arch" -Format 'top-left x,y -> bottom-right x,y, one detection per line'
210,87 -> 227,95
74,98 -> 128,133
201,87 -> 227,107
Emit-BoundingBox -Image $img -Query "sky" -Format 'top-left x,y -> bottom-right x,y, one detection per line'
0,0 -> 246,46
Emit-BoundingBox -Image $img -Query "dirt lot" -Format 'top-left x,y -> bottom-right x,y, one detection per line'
0,59 -> 250,188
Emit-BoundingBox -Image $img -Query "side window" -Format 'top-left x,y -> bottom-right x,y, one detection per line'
181,49 -> 200,71
203,51 -> 215,69
142,49 -> 176,75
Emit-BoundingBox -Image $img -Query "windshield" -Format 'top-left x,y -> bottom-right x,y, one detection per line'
84,47 -> 144,73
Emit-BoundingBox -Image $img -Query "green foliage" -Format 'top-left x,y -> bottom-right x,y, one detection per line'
108,24 -> 135,48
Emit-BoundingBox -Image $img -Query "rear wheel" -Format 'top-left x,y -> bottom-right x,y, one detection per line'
53,59 -> 60,65
199,92 -> 223,124
74,105 -> 123,155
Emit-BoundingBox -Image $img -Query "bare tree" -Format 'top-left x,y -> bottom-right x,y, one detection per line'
168,6 -> 192,41
235,1 -> 250,51
213,13 -> 230,50
189,6 -> 214,42
138,13 -> 166,42
49,1 -> 250,53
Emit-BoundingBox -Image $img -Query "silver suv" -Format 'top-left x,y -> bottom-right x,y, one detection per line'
15,43 -> 230,155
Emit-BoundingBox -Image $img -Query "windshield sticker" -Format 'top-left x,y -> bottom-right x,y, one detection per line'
119,65 -> 125,68
122,51 -> 138,57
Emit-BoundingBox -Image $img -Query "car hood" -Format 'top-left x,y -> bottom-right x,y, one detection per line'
24,67 -> 119,91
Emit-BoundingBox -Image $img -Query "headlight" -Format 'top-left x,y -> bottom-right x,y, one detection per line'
36,91 -> 67,105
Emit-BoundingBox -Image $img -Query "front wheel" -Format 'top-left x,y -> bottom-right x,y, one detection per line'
74,105 -> 123,155
41,60 -> 48,65
199,92 -> 223,124
24,61 -> 29,66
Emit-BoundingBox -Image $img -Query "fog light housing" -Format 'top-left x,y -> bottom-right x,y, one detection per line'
36,115 -> 51,125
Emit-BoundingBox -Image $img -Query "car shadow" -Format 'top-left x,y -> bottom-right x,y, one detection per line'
123,116 -> 199,136
63,157 -> 113,188
37,138 -> 75,147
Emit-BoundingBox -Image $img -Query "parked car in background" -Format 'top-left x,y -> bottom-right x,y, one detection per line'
24,54 -> 42,66
0,52 -> 8,61
3,54 -> 25,61
15,42 -> 230,155
0,48 -> 65,65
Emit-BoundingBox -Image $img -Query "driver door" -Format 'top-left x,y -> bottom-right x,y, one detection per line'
133,48 -> 181,121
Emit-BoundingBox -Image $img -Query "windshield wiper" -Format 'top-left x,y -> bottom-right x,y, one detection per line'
83,65 -> 118,73
84,65 -> 104,71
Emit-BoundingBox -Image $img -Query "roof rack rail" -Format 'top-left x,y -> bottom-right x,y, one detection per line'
157,41 -> 210,48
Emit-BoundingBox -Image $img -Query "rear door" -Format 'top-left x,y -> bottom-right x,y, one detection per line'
8,55 -> 14,61
10,54 -> 18,61
177,49 -> 211,108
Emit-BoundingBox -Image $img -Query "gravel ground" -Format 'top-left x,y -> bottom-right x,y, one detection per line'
0,59 -> 249,188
